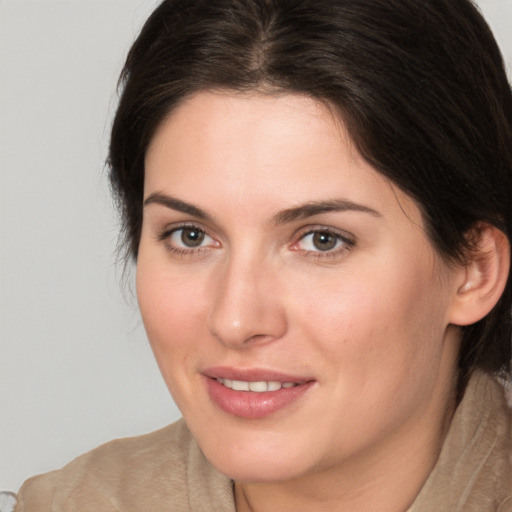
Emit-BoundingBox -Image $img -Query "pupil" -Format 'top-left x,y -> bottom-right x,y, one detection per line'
181,228 -> 204,247
313,232 -> 336,251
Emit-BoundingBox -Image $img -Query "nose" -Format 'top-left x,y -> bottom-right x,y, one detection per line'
206,253 -> 287,348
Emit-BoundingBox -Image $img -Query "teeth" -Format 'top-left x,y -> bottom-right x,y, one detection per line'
232,380 -> 249,391
216,378 -> 298,392
267,381 -> 282,391
248,381 -> 267,392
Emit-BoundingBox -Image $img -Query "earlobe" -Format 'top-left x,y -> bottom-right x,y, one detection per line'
449,223 -> 510,326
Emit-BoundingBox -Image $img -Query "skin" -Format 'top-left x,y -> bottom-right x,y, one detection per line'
137,91 -> 465,512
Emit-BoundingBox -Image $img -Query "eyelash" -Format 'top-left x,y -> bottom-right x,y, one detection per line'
158,223 -> 217,256
291,227 -> 356,259
157,224 -> 356,259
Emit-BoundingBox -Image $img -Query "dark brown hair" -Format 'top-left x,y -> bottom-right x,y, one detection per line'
109,0 -> 512,375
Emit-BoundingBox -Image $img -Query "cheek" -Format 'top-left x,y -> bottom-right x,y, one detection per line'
136,261 -> 208,374
293,256 -> 447,372
292,262 -> 451,435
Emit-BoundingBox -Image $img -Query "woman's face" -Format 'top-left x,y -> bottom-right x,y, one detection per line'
138,91 -> 462,482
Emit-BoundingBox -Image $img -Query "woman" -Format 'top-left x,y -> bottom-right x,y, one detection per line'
15,0 -> 511,510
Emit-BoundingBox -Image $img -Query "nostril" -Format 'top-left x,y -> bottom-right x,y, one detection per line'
208,323 -> 274,348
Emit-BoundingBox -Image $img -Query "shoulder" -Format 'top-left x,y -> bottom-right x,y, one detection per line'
16,419 -> 233,512
411,371 -> 512,512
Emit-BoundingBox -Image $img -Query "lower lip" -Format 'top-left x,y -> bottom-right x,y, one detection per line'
205,377 -> 314,419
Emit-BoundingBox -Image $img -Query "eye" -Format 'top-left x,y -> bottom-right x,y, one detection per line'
171,227 -> 208,247
161,225 -> 217,252
293,228 -> 354,255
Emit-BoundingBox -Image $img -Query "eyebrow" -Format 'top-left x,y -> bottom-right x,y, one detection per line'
272,199 -> 381,225
144,192 -> 381,224
144,192 -> 212,221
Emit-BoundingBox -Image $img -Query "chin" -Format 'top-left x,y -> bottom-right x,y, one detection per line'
211,455 -> 307,483
195,431 -> 316,483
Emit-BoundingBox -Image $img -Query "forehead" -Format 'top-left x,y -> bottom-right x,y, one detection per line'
144,90 -> 422,225
147,91 -> 349,171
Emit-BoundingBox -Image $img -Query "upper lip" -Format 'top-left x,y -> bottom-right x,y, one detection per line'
202,366 -> 313,383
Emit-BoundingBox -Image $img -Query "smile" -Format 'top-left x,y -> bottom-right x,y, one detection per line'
204,370 -> 314,419
215,378 -> 298,392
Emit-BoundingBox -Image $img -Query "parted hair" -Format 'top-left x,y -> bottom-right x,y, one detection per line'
109,0 -> 512,375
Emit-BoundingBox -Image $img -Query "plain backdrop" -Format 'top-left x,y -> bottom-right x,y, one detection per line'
1,0 -> 511,492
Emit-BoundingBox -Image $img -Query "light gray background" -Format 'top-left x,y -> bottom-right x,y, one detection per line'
1,0 -> 511,492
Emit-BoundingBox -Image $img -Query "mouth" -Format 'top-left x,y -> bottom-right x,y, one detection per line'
202,367 -> 314,419
215,378 -> 299,392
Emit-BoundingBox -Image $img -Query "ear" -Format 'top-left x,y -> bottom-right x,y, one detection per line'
448,223 -> 510,326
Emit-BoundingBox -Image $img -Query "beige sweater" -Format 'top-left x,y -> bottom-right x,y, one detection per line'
16,372 -> 511,512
